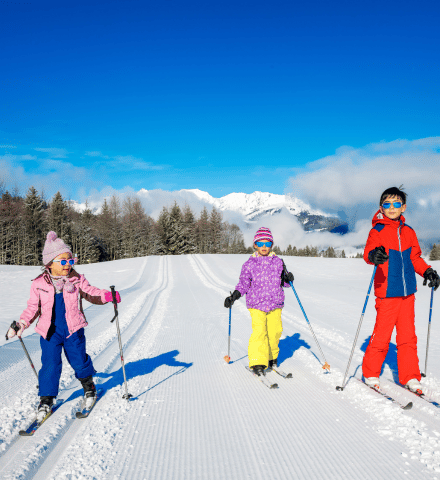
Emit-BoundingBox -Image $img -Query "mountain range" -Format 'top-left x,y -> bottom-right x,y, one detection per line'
73,189 -> 348,246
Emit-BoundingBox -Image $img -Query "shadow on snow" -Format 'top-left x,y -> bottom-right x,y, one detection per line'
65,349 -> 193,403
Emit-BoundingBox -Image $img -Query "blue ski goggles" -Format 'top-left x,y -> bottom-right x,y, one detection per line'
255,241 -> 273,248
382,201 -> 402,209
52,259 -> 75,266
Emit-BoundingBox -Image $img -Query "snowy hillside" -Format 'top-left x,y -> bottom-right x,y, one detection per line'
71,188 -> 348,246
1,256 -> 440,479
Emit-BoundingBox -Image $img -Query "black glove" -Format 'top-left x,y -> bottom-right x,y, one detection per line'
368,246 -> 389,265
423,268 -> 440,291
224,290 -> 241,308
281,270 -> 294,285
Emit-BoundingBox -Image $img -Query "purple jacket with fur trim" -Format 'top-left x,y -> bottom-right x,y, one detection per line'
235,252 -> 290,312
20,270 -> 110,339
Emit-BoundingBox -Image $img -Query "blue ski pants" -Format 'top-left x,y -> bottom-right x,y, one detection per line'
38,293 -> 95,397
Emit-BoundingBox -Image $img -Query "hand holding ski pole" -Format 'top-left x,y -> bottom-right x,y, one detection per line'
5,319 -> 26,340
224,293 -> 232,364
5,321 -> 39,388
109,286 -> 132,400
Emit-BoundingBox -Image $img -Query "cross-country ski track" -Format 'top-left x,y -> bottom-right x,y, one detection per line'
1,255 -> 440,479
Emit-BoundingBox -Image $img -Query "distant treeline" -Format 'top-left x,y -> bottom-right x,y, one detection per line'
0,187 -> 248,265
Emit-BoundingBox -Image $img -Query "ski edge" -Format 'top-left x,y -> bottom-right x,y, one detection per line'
271,367 -> 292,379
387,379 -> 440,408
18,400 -> 64,436
357,379 -> 413,410
245,367 -> 278,389
76,388 -> 104,419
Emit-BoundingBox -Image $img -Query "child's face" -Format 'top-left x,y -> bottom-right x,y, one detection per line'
380,195 -> 406,220
49,252 -> 73,276
254,239 -> 272,256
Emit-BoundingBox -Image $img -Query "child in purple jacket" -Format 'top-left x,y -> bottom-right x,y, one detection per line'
224,227 -> 293,376
6,231 -> 121,422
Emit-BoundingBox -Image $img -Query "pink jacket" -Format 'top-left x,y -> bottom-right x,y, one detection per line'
20,270 -> 110,339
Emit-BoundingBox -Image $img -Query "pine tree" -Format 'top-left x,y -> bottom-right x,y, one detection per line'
323,246 -> 337,258
209,207 -> 223,254
47,192 -> 71,243
71,204 -> 101,263
429,244 -> 440,261
23,187 -> 45,265
196,206 -> 210,254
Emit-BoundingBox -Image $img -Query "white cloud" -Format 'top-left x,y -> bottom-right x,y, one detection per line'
289,137 -> 440,243
85,151 -> 110,159
34,147 -> 69,159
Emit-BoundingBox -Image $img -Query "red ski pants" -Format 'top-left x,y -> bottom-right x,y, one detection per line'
362,294 -> 421,386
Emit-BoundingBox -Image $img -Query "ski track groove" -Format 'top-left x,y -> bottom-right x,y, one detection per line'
188,255 -> 440,477
1,256 -> 440,478
0,256 -> 169,479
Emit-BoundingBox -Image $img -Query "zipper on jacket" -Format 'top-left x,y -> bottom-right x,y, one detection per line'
398,225 -> 407,296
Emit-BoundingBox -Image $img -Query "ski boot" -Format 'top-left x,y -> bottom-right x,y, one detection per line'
268,358 -> 278,369
405,378 -> 423,395
364,377 -> 380,389
251,365 -> 266,376
80,375 -> 97,409
37,396 -> 54,423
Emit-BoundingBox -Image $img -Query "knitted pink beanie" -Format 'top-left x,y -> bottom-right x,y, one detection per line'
253,227 -> 273,244
42,231 -> 73,265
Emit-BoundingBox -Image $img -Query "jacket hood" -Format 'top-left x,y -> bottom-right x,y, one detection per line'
372,210 -> 406,228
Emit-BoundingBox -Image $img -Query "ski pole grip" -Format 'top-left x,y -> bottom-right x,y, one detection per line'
5,321 -> 19,341
110,286 -> 118,323
110,285 -> 118,305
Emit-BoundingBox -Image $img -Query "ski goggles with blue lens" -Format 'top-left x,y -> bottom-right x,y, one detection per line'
382,201 -> 402,209
255,241 -> 273,248
52,259 -> 75,266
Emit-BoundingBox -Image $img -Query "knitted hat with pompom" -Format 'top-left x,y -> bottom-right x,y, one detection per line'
253,227 -> 273,244
42,231 -> 73,265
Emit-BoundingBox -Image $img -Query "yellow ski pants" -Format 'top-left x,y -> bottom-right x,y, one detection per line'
248,308 -> 283,368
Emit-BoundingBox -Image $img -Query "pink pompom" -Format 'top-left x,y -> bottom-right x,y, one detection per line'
46,231 -> 58,242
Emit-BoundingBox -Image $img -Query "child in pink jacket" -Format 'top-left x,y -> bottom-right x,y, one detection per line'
6,231 -> 121,422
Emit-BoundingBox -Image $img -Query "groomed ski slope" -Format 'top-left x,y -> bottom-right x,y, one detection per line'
1,255 -> 440,479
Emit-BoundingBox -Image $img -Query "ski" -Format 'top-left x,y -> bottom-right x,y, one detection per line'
357,379 -> 413,410
387,380 -> 440,409
271,367 -> 292,379
245,367 -> 278,389
19,400 -> 64,436
76,388 -> 103,418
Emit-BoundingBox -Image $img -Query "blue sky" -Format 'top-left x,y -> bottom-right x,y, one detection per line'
1,0 -> 440,201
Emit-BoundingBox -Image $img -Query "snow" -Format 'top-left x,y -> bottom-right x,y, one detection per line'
0,255 -> 440,479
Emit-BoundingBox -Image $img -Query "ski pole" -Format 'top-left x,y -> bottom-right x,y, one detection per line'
6,321 -> 39,388
110,286 -> 132,400
289,281 -> 330,371
224,297 -> 232,364
421,287 -> 435,377
336,265 -> 377,391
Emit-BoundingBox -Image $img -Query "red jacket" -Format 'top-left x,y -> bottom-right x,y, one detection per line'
364,211 -> 430,298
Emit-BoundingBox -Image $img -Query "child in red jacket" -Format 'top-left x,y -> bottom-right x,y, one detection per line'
362,187 -> 439,394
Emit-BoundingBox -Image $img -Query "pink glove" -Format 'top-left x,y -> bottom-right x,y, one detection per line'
6,320 -> 26,340
104,291 -> 121,303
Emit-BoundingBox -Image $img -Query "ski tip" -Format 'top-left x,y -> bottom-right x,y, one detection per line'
403,402 -> 413,410
224,355 -> 231,364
